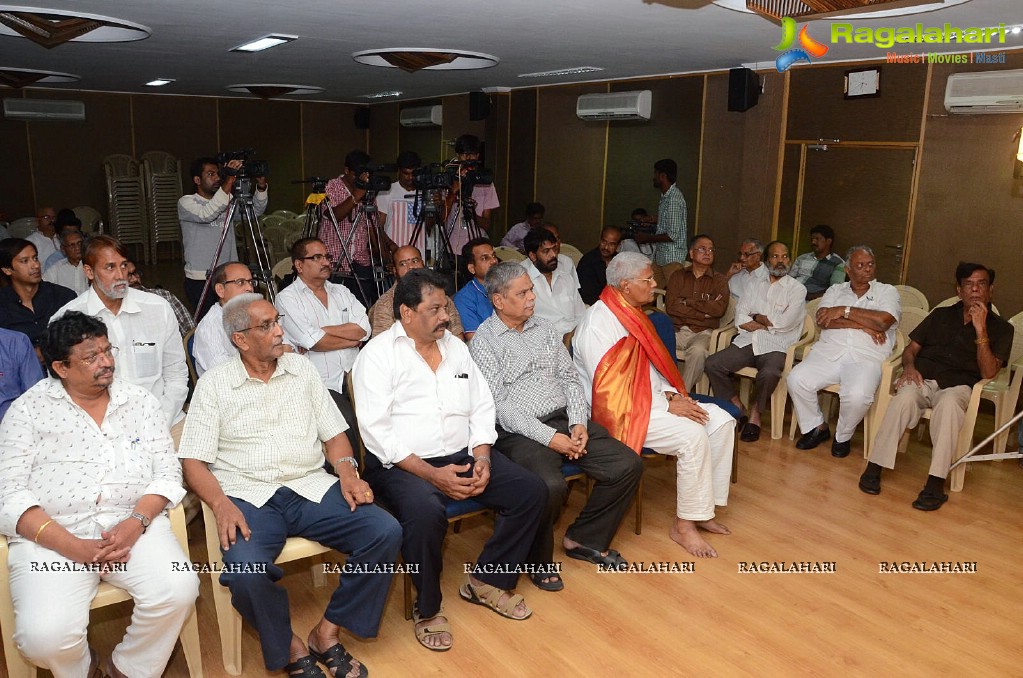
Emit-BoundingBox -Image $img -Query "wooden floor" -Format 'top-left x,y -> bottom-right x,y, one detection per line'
11,412 -> 1018,678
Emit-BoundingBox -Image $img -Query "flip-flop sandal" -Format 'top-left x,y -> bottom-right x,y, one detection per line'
530,571 -> 565,592
307,643 -> 367,678
283,655 -> 326,677
565,545 -> 627,568
413,607 -> 453,652
459,577 -> 532,620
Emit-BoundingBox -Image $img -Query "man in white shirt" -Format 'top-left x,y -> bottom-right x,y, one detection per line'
25,206 -> 59,265
354,268 -> 546,651
276,237 -> 370,452
42,228 -> 88,294
193,261 -> 254,376
179,294 -> 400,677
520,227 -> 585,341
705,241 -> 807,442
178,156 -> 268,318
727,238 -> 768,300
786,246 -> 901,458
52,235 -> 188,436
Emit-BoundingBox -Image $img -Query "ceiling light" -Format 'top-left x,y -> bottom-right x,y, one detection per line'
226,83 -> 323,99
0,66 -> 78,88
518,66 -> 604,78
231,34 -> 297,53
1013,26 -> 1022,35
144,78 -> 174,87
0,7 -> 150,47
361,90 -> 402,99
712,0 -> 972,20
352,48 -> 498,72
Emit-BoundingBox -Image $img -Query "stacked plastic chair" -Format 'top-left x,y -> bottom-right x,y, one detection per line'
104,154 -> 149,262
141,151 -> 183,262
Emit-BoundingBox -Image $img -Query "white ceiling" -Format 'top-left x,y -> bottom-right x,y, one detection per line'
0,0 -> 1020,103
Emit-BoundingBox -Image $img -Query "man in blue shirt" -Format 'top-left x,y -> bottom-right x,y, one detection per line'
453,238 -> 498,340
0,328 -> 44,421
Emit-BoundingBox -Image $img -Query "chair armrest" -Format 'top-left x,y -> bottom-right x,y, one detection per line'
954,377 -> 994,461
652,288 -> 666,313
711,325 -> 738,354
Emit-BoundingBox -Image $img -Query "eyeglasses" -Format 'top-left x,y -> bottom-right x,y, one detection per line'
222,278 -> 255,288
739,250 -> 761,258
298,253 -> 334,263
694,246 -> 715,254
67,345 -> 119,367
631,276 -> 657,285
237,314 -> 285,333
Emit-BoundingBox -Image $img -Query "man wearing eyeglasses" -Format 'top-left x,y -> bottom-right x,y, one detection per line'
193,261 -> 256,376
727,238 -> 768,301
26,206 -> 59,266
665,235 -> 730,392
276,237 -> 371,453
367,245 -> 464,339
42,229 -> 88,294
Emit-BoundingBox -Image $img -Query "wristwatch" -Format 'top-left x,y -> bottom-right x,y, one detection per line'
130,512 -> 151,532
332,456 -> 359,472
843,306 -> 851,319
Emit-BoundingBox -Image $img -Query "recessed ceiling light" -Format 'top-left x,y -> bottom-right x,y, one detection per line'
361,90 -> 402,99
352,48 -> 498,72
0,8 -> 151,46
144,78 -> 174,87
0,67 -> 79,88
231,34 -> 297,53
517,66 -> 603,78
1013,26 -> 1022,35
226,83 -> 323,99
712,0 -> 972,20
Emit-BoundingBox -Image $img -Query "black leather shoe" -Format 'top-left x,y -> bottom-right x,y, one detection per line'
831,439 -> 851,458
858,471 -> 881,495
912,489 -> 948,511
795,425 -> 831,450
740,423 -> 761,442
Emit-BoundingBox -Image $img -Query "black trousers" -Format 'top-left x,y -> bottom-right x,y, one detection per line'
496,409 -> 643,564
705,343 -> 787,413
362,449 -> 547,619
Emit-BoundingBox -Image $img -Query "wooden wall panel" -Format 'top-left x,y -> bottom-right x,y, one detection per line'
132,95 -> 218,198
218,99 -> 303,212
506,89 -> 537,236
301,102 -> 364,181
0,90 -> 34,219
368,103 -> 399,166
441,93 -> 485,154
776,144 -> 802,252
399,98 -> 443,166
484,93 -> 510,236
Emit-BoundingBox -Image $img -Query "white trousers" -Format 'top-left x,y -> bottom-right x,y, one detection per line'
644,403 -> 735,521
787,351 -> 882,443
8,515 -> 199,678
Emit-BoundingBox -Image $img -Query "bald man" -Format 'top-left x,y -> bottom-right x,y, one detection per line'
368,246 -> 464,339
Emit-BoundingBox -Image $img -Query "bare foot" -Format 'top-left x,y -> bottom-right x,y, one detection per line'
415,613 -> 453,650
669,519 -> 718,558
697,518 -> 731,535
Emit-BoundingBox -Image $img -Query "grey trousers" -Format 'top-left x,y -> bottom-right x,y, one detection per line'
705,343 -> 786,413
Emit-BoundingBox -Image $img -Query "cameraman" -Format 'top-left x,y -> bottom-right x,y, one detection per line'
178,156 -> 268,320
618,207 -> 656,259
376,151 -> 425,253
443,134 -> 499,258
322,150 -> 394,306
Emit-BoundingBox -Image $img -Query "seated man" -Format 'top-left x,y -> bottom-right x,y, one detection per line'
276,237 -> 370,452
789,224 -> 846,300
0,328 -> 43,422
499,202 -> 545,252
573,252 -> 735,558
521,228 -> 586,341
664,235 -> 729,391
727,238 -> 767,300
860,262 -> 1012,510
0,238 -> 76,359
0,312 -> 198,677
470,262 -> 642,584
25,206 -> 59,266
179,294 -> 401,677
368,245 -> 463,339
576,225 -> 622,306
354,269 -> 546,651
43,228 -> 88,294
705,241 -> 807,442
126,260 -> 196,338
42,209 -> 82,272
193,260 -> 255,376
787,246 -> 900,458
453,238 -> 498,340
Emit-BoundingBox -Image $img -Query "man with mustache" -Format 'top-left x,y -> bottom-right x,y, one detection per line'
521,228 -> 586,342
276,237 -> 370,453
354,268 -> 546,651
52,235 -> 188,436
705,241 -> 807,442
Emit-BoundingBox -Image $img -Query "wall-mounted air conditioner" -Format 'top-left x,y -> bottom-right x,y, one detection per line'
944,69 -> 1023,115
399,104 -> 443,127
576,90 -> 652,121
3,98 -> 86,121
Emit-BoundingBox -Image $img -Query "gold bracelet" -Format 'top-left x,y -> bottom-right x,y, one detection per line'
34,519 -> 54,542
975,337 -> 990,345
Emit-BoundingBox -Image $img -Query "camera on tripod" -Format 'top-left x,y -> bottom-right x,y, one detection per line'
622,219 -> 656,240
449,160 -> 493,191
217,149 -> 269,179
353,164 -> 395,193
412,164 -> 453,191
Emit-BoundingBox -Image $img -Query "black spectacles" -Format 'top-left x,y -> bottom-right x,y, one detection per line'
221,278 -> 255,288
238,314 -> 285,333
298,253 -> 333,263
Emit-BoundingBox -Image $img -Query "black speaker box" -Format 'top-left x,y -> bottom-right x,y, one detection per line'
354,108 -> 370,129
469,91 -> 491,121
727,68 -> 760,112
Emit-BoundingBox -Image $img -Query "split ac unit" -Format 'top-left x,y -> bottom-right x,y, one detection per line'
944,69 -> 1023,115
399,104 -> 442,127
3,97 -> 86,121
576,90 -> 652,121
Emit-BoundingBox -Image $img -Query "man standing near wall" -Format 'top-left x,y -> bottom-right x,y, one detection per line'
635,159 -> 688,287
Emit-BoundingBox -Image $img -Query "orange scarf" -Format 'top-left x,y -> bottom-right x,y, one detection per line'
591,286 -> 687,453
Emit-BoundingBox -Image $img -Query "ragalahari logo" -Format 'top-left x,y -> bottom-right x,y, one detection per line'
773,17 -> 829,72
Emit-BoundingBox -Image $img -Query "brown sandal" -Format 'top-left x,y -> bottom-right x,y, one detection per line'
413,607 -> 453,652
458,576 -> 532,620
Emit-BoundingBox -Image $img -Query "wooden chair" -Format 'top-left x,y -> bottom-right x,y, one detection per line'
894,284 -> 929,311
0,504 -> 203,678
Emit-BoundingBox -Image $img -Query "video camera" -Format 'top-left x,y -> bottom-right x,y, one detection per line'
353,163 -> 395,193
450,159 -> 493,191
412,164 -> 453,191
217,148 -> 269,179
621,219 -> 656,240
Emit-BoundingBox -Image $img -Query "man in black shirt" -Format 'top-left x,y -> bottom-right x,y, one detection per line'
576,225 -> 622,305
860,262 -> 1013,510
0,238 -> 76,361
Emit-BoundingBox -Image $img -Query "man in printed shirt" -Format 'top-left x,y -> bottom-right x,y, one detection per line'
180,294 -> 400,677
354,268 -> 546,652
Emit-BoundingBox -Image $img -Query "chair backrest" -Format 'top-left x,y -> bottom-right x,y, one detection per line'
271,257 -> 294,283
934,295 -> 1000,316
898,306 -> 929,337
183,329 -> 199,386
493,245 -> 526,263
259,214 -> 286,230
1007,312 -> 1023,366
272,209 -> 299,220
8,217 -> 36,238
72,206 -> 104,235
559,243 -> 584,266
894,284 -> 929,311
720,296 -> 736,328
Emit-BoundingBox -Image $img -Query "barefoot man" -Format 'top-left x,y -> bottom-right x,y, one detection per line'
573,252 -> 735,557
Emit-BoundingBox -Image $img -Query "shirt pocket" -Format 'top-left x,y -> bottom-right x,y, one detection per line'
443,372 -> 473,415
131,341 -> 160,379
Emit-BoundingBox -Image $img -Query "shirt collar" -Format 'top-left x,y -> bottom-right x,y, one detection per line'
490,313 -> 538,336
388,317 -> 452,359
522,258 -> 565,282
84,285 -> 141,316
44,376 -> 131,409
226,352 -> 303,388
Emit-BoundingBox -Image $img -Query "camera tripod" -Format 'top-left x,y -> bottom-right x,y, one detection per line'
194,178 -> 277,320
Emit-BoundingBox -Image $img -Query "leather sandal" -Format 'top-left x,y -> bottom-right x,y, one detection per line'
413,606 -> 453,652
459,576 -> 532,620
283,655 -> 326,677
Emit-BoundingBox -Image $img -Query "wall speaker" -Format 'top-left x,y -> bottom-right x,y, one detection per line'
727,68 -> 760,113
354,107 -> 370,129
469,91 -> 491,121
